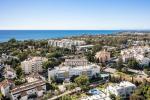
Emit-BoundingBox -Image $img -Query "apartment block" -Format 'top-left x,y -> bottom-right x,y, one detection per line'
21,57 -> 47,74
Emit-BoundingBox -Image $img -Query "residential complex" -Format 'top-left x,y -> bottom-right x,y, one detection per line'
21,57 -> 47,74
10,80 -> 46,100
121,46 -> 150,66
106,81 -> 136,98
48,64 -> 100,82
48,39 -> 86,49
95,50 -> 111,63
0,74 -> 46,100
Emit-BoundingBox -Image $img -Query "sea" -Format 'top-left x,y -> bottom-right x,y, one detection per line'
0,30 -> 121,42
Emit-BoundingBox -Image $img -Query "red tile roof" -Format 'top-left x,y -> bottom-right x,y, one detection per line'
0,79 -> 12,88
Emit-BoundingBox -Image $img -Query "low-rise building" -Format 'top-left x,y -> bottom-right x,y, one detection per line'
95,50 -> 111,63
121,46 -> 150,66
76,45 -> 94,52
10,80 -> 46,100
64,58 -> 88,66
0,79 -> 14,98
4,65 -> 16,79
1,53 -> 19,62
21,57 -> 47,74
106,81 -> 136,98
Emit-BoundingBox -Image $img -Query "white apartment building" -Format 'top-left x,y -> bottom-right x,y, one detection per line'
48,64 -> 100,82
76,45 -> 94,51
121,46 -> 150,66
21,57 -> 47,74
48,39 -> 86,49
10,80 -> 46,100
106,81 -> 136,98
64,58 -> 88,66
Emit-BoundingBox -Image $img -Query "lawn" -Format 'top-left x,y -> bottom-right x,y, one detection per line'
116,71 -> 136,76
71,93 -> 87,100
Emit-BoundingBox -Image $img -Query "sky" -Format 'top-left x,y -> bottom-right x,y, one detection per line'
0,0 -> 150,30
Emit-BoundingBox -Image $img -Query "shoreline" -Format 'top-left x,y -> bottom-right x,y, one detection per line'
0,30 -> 119,42
0,30 -> 149,43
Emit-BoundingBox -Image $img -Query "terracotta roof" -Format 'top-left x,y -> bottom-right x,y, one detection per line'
0,79 -> 11,88
37,86 -> 43,91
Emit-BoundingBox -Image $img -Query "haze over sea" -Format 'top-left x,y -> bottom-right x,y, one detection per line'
0,30 -> 122,42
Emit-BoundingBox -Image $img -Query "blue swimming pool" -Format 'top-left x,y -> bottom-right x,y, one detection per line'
88,89 -> 102,95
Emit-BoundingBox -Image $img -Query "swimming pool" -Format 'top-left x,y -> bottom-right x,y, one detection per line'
88,89 -> 102,95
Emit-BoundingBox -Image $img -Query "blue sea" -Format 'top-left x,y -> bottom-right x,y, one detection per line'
0,30 -> 121,42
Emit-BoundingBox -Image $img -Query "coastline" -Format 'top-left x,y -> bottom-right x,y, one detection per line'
0,30 -> 149,43
0,30 -> 120,42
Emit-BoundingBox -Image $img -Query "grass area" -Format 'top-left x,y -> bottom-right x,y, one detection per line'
96,82 -> 113,90
71,93 -> 87,100
116,71 -> 136,76
124,71 -> 136,75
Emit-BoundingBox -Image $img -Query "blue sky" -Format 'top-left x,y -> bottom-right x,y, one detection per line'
0,0 -> 150,30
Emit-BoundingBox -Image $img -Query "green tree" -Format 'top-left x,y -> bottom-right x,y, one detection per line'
146,88 -> 150,98
131,83 -> 150,99
49,83 -> 58,90
15,66 -> 23,79
65,83 -> 77,90
8,38 -> 17,43
42,61 -> 54,69
17,52 -> 28,61
0,91 -> 3,100
109,94 -> 116,100
116,57 -> 124,71
85,51 -> 95,62
92,44 -> 102,53
127,58 -> 139,69
75,75 -> 89,86
130,94 -> 144,100
61,95 -> 72,100
47,52 -> 62,58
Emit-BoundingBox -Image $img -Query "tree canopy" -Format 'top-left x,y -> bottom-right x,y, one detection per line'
75,75 -> 89,86
127,58 -> 140,69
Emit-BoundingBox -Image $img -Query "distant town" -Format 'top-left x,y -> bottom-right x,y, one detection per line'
0,31 -> 150,100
